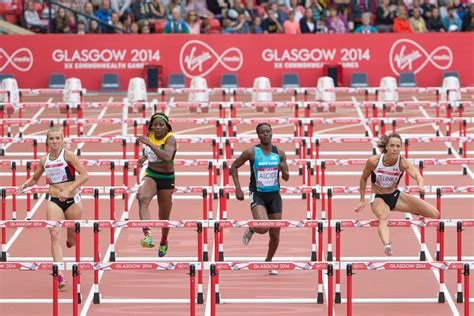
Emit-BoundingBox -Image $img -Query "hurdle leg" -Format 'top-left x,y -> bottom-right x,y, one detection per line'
327,264 -> 334,316
93,222 -> 101,304
190,264 -> 196,316
75,222 -> 82,303
197,223 -> 204,304
210,264 -> 216,316
334,222 -> 341,303
73,264 -> 79,316
438,222 -> 445,303
110,189 -> 116,261
326,189 -> 333,261
317,222 -> 324,303
53,264 -> 59,316
202,189 -> 209,262
457,221 -> 463,303
347,264 -> 353,316
463,264 -> 469,316
1,189 -> 6,261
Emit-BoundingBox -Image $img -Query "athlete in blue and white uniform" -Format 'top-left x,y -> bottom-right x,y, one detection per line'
230,123 -> 289,274
354,133 -> 439,256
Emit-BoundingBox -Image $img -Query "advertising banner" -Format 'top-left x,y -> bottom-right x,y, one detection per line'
1,33 -> 472,89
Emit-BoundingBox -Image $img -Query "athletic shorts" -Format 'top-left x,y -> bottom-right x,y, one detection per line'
249,191 -> 282,214
49,193 -> 81,212
372,190 -> 401,210
145,168 -> 175,191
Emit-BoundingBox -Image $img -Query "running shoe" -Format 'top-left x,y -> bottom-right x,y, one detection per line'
384,243 -> 393,256
242,228 -> 254,246
268,270 -> 279,275
158,241 -> 168,257
141,235 -> 155,248
58,275 -> 67,290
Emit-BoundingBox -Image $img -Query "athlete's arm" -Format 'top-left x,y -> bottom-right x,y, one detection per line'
19,156 -> 46,191
60,150 -> 89,200
401,157 -> 424,195
230,148 -> 252,201
136,135 -> 177,162
278,149 -> 289,181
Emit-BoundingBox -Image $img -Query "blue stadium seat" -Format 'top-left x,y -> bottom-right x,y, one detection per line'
220,74 -> 238,88
282,73 -> 300,88
0,73 -> 14,83
399,72 -> 416,88
48,73 -> 66,89
101,73 -> 120,91
350,73 -> 369,88
168,73 -> 186,89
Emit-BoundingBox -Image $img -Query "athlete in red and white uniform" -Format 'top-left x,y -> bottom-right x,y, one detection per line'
354,133 -> 439,256
20,128 -> 89,288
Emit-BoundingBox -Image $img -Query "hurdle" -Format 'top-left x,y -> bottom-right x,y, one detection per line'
343,261 -> 473,316
209,261 -> 334,316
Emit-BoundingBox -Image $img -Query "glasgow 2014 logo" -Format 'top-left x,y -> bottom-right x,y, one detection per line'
179,40 -> 243,78
0,48 -> 34,72
389,39 -> 452,75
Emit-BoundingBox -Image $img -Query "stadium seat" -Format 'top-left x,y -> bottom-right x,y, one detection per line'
443,71 -> 460,85
0,73 -> 14,83
350,72 -> 369,88
168,73 -> 186,88
399,72 -> 416,88
220,73 -> 238,88
101,73 -> 120,91
48,73 -> 66,89
281,73 -> 299,88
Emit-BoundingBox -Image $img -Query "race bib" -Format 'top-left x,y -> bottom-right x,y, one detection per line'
257,167 -> 278,187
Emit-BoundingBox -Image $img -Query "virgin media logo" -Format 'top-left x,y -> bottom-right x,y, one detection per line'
0,48 -> 34,72
179,40 -> 243,78
389,39 -> 452,75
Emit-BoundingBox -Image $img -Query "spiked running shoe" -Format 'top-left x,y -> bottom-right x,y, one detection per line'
158,241 -> 168,257
242,228 -> 254,246
58,275 -> 67,290
141,235 -> 155,248
384,243 -> 393,256
268,270 -> 279,275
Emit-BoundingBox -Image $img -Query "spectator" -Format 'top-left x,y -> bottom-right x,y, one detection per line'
77,19 -> 86,34
354,12 -> 378,33
88,19 -> 101,33
186,10 -> 201,33
140,22 -> 151,33
426,7 -> 445,32
67,1 -> 80,33
164,7 -> 190,33
119,12 -> 133,32
316,16 -> 328,32
442,6 -> 462,31
200,18 -> 211,33
288,0 -> 305,21
233,13 -> 250,33
408,0 -> 423,18
130,21 -> 140,33
393,6 -> 413,32
284,10 -> 301,33
376,0 -> 397,32
111,0 -> 131,16
351,0 -> 372,26
262,8 -> 283,33
221,18 -> 235,33
150,0 -> 167,19
409,7 -> 427,32
420,0 -> 435,20
108,11 -> 123,33
185,0 -> 213,17
167,0 -> 185,17
132,0 -> 153,25
300,7 -> 317,33
54,7 -> 71,33
326,6 -> 349,33
244,0 -> 260,22
453,0 -> 467,21
78,2 -> 95,32
24,0 -> 47,32
227,0 -> 246,20
96,0 -> 112,27
308,0 -> 326,22
251,16 -> 264,33
462,4 -> 474,31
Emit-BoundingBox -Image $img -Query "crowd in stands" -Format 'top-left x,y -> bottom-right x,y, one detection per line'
2,0 -> 473,34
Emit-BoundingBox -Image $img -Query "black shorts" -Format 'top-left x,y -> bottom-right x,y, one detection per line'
249,191 -> 282,214
49,193 -> 81,212
145,168 -> 175,191
374,190 -> 401,210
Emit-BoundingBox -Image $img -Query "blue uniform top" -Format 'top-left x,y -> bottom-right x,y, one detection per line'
249,145 -> 281,193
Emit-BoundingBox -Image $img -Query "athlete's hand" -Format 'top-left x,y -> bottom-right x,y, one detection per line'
58,190 -> 70,202
418,185 -> 425,197
137,156 -> 147,167
235,187 -> 245,201
18,183 -> 27,193
278,161 -> 288,172
136,136 -> 151,146
354,200 -> 367,213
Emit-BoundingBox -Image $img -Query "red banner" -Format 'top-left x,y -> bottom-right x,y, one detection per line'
1,33 -> 472,90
